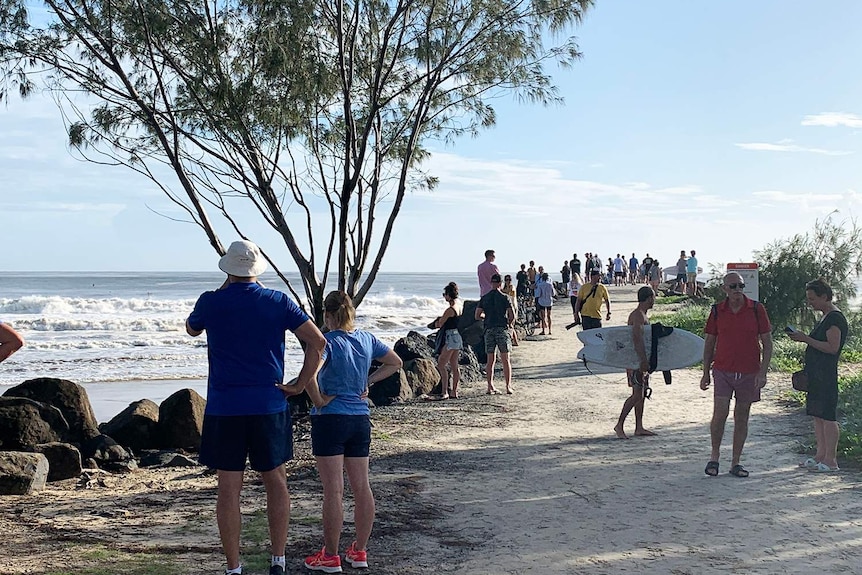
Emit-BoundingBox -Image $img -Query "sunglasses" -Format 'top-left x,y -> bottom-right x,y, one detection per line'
727,283 -> 746,290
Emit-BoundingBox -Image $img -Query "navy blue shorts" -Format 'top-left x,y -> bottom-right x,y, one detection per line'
199,409 -> 293,472
311,414 -> 371,457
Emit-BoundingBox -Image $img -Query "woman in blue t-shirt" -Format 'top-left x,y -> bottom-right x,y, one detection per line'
302,291 -> 402,573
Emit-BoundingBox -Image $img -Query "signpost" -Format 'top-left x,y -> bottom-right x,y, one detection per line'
727,263 -> 759,301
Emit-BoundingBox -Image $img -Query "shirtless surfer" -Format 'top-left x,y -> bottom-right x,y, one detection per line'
614,286 -> 657,439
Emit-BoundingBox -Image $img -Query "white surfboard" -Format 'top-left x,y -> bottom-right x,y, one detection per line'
576,325 -> 704,371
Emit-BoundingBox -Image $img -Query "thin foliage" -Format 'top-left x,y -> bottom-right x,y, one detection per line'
0,0 -> 594,322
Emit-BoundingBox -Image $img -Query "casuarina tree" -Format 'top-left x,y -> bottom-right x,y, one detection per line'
0,0 -> 594,322
755,213 -> 862,332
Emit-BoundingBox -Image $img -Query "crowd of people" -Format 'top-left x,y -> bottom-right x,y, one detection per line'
471,248 -> 847,479
0,241 -> 849,574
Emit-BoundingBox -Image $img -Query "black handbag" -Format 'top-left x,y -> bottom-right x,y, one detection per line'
792,370 -> 809,392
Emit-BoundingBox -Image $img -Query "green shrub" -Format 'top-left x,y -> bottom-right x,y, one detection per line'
650,301 -> 711,338
838,375 -> 862,463
771,336 -> 804,372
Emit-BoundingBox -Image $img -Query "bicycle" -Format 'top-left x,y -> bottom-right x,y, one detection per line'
516,293 -> 538,336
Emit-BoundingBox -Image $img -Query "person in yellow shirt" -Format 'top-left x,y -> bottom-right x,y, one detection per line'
574,269 -> 611,330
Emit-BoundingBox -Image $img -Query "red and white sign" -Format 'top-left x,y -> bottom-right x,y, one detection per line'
727,263 -> 759,301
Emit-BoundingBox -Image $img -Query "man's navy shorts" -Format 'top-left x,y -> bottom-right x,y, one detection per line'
199,409 -> 293,472
311,414 -> 371,457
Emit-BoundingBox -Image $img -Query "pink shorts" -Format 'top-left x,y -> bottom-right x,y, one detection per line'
713,369 -> 760,403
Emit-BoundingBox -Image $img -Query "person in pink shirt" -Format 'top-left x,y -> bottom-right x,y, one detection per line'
477,249 -> 501,296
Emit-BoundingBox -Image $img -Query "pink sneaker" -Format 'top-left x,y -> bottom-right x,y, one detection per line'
303,548 -> 342,573
344,541 -> 368,569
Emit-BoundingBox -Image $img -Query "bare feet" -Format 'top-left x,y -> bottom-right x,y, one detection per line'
506,387 -> 514,395
634,428 -> 656,436
486,388 -> 500,395
614,424 -> 629,439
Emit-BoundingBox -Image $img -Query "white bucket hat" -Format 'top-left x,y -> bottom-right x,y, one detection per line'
218,240 -> 268,277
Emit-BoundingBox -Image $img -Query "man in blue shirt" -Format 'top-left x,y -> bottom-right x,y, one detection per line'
187,240 -> 326,575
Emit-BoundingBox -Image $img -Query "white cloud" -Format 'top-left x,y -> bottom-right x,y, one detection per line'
801,112 -> 862,129
734,141 -> 852,156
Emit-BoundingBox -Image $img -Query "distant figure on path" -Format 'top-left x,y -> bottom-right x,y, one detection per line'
186,239 -> 327,575
527,261 -> 538,293
475,274 -> 515,395
613,254 -> 626,286
568,273 -> 584,324
648,259 -> 661,293
574,269 -> 611,330
561,261 -> 571,285
615,287 -> 656,439
477,249 -> 501,297
675,251 -> 688,294
700,272 -> 772,478
628,253 -> 639,285
571,253 -> 581,277
516,264 -> 529,297
0,321 -> 24,364
686,250 -> 699,296
534,272 -> 554,335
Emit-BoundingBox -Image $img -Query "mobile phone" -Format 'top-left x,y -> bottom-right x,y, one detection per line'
784,325 -> 797,334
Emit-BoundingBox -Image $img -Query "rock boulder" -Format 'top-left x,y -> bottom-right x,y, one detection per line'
0,452 -> 50,495
33,442 -> 82,481
99,399 -> 160,452
158,389 -> 206,451
0,397 -> 67,450
3,378 -> 99,444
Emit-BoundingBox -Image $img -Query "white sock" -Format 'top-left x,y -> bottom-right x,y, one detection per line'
225,566 -> 242,575
272,556 -> 286,568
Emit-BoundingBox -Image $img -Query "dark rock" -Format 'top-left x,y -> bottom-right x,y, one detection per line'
0,452 -> 49,495
3,378 -> 99,443
393,331 -> 434,361
404,358 -> 440,396
83,458 -> 98,470
158,389 -> 206,451
367,370 -> 411,407
0,397 -> 67,450
458,301 -> 485,346
458,346 -> 483,382
80,434 -> 137,473
138,451 -> 199,468
33,442 -> 82,481
99,399 -> 159,452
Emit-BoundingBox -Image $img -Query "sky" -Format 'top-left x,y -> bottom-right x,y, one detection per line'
2,1 -> 861,275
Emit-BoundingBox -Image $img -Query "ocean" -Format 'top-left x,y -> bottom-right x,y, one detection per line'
0,271 -> 481,419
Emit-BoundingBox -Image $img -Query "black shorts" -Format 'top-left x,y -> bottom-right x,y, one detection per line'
582,316 -> 602,330
676,273 -> 687,282
311,414 -> 372,457
615,272 -> 624,277
199,409 -> 293,472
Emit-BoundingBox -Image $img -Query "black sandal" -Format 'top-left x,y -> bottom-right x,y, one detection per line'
729,464 -> 749,478
704,461 -> 719,476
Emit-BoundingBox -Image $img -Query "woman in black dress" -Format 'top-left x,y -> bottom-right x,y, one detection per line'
788,278 -> 848,472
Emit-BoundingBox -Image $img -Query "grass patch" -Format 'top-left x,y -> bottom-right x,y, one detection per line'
371,429 -> 393,441
654,295 -> 687,305
239,510 -> 272,573
43,547 -> 184,575
650,301 -> 710,338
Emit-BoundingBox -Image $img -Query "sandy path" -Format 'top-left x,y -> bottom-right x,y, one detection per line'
394,285 -> 862,574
